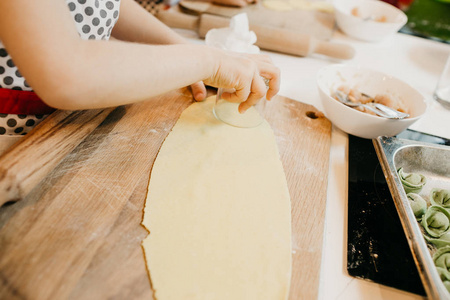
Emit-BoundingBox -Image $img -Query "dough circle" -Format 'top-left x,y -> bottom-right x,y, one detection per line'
142,97 -> 292,300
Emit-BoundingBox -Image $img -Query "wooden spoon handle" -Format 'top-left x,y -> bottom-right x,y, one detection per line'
0,108 -> 114,207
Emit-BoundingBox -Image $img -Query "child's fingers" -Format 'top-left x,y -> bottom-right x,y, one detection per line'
220,90 -> 242,103
239,73 -> 266,113
190,81 -> 207,102
221,84 -> 251,104
208,49 -> 280,107
237,53 -> 280,100
258,64 -> 281,100
220,62 -> 278,107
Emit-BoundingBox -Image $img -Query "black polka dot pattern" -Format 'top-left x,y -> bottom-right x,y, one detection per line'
136,0 -> 164,15
0,0 -> 121,135
0,0 -> 121,92
0,114 -> 48,135
0,49 -> 32,91
6,118 -> 17,127
66,0 -> 120,41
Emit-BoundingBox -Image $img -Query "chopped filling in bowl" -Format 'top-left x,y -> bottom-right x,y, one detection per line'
351,7 -> 387,22
333,85 -> 409,117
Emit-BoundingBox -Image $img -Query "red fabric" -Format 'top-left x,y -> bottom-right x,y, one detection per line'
0,88 -> 56,115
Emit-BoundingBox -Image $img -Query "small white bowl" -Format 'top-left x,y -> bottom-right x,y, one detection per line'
334,0 -> 407,42
317,64 -> 427,139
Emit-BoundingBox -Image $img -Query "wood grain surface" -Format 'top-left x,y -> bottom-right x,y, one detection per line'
0,89 -> 331,300
0,108 -> 114,206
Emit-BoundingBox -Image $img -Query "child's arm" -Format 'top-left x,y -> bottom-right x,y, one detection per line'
0,0 -> 279,113
112,0 -> 208,101
112,0 -> 188,45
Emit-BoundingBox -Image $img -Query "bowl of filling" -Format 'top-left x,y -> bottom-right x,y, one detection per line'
317,64 -> 427,139
334,0 -> 408,42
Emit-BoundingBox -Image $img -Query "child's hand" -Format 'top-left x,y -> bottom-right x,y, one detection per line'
205,50 -> 280,113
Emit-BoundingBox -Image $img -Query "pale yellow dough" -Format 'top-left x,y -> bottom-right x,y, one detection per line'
142,97 -> 292,300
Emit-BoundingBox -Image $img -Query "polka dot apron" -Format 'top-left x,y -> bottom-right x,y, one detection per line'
0,0 -> 121,136
135,0 -> 165,15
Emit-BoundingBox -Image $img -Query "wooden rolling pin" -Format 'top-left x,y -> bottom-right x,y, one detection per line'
0,108 -> 114,207
158,10 -> 355,60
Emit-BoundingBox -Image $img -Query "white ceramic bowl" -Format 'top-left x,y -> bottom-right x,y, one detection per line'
334,0 -> 407,42
317,65 -> 427,139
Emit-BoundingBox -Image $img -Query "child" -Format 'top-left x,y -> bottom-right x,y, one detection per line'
0,0 -> 279,140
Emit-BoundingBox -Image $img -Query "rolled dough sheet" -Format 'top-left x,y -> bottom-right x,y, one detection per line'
142,97 -> 292,300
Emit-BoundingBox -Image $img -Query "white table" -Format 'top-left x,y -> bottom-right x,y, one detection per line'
181,28 -> 450,299
278,32 -> 450,300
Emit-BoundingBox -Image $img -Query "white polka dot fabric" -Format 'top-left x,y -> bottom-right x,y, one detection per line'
0,49 -> 32,92
67,0 -> 121,40
0,0 -> 121,136
0,114 -> 46,135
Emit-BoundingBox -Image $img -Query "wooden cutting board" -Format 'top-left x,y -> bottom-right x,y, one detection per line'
0,89 -> 331,300
178,0 -> 335,40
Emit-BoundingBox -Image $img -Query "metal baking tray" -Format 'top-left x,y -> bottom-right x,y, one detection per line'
374,136 -> 450,300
